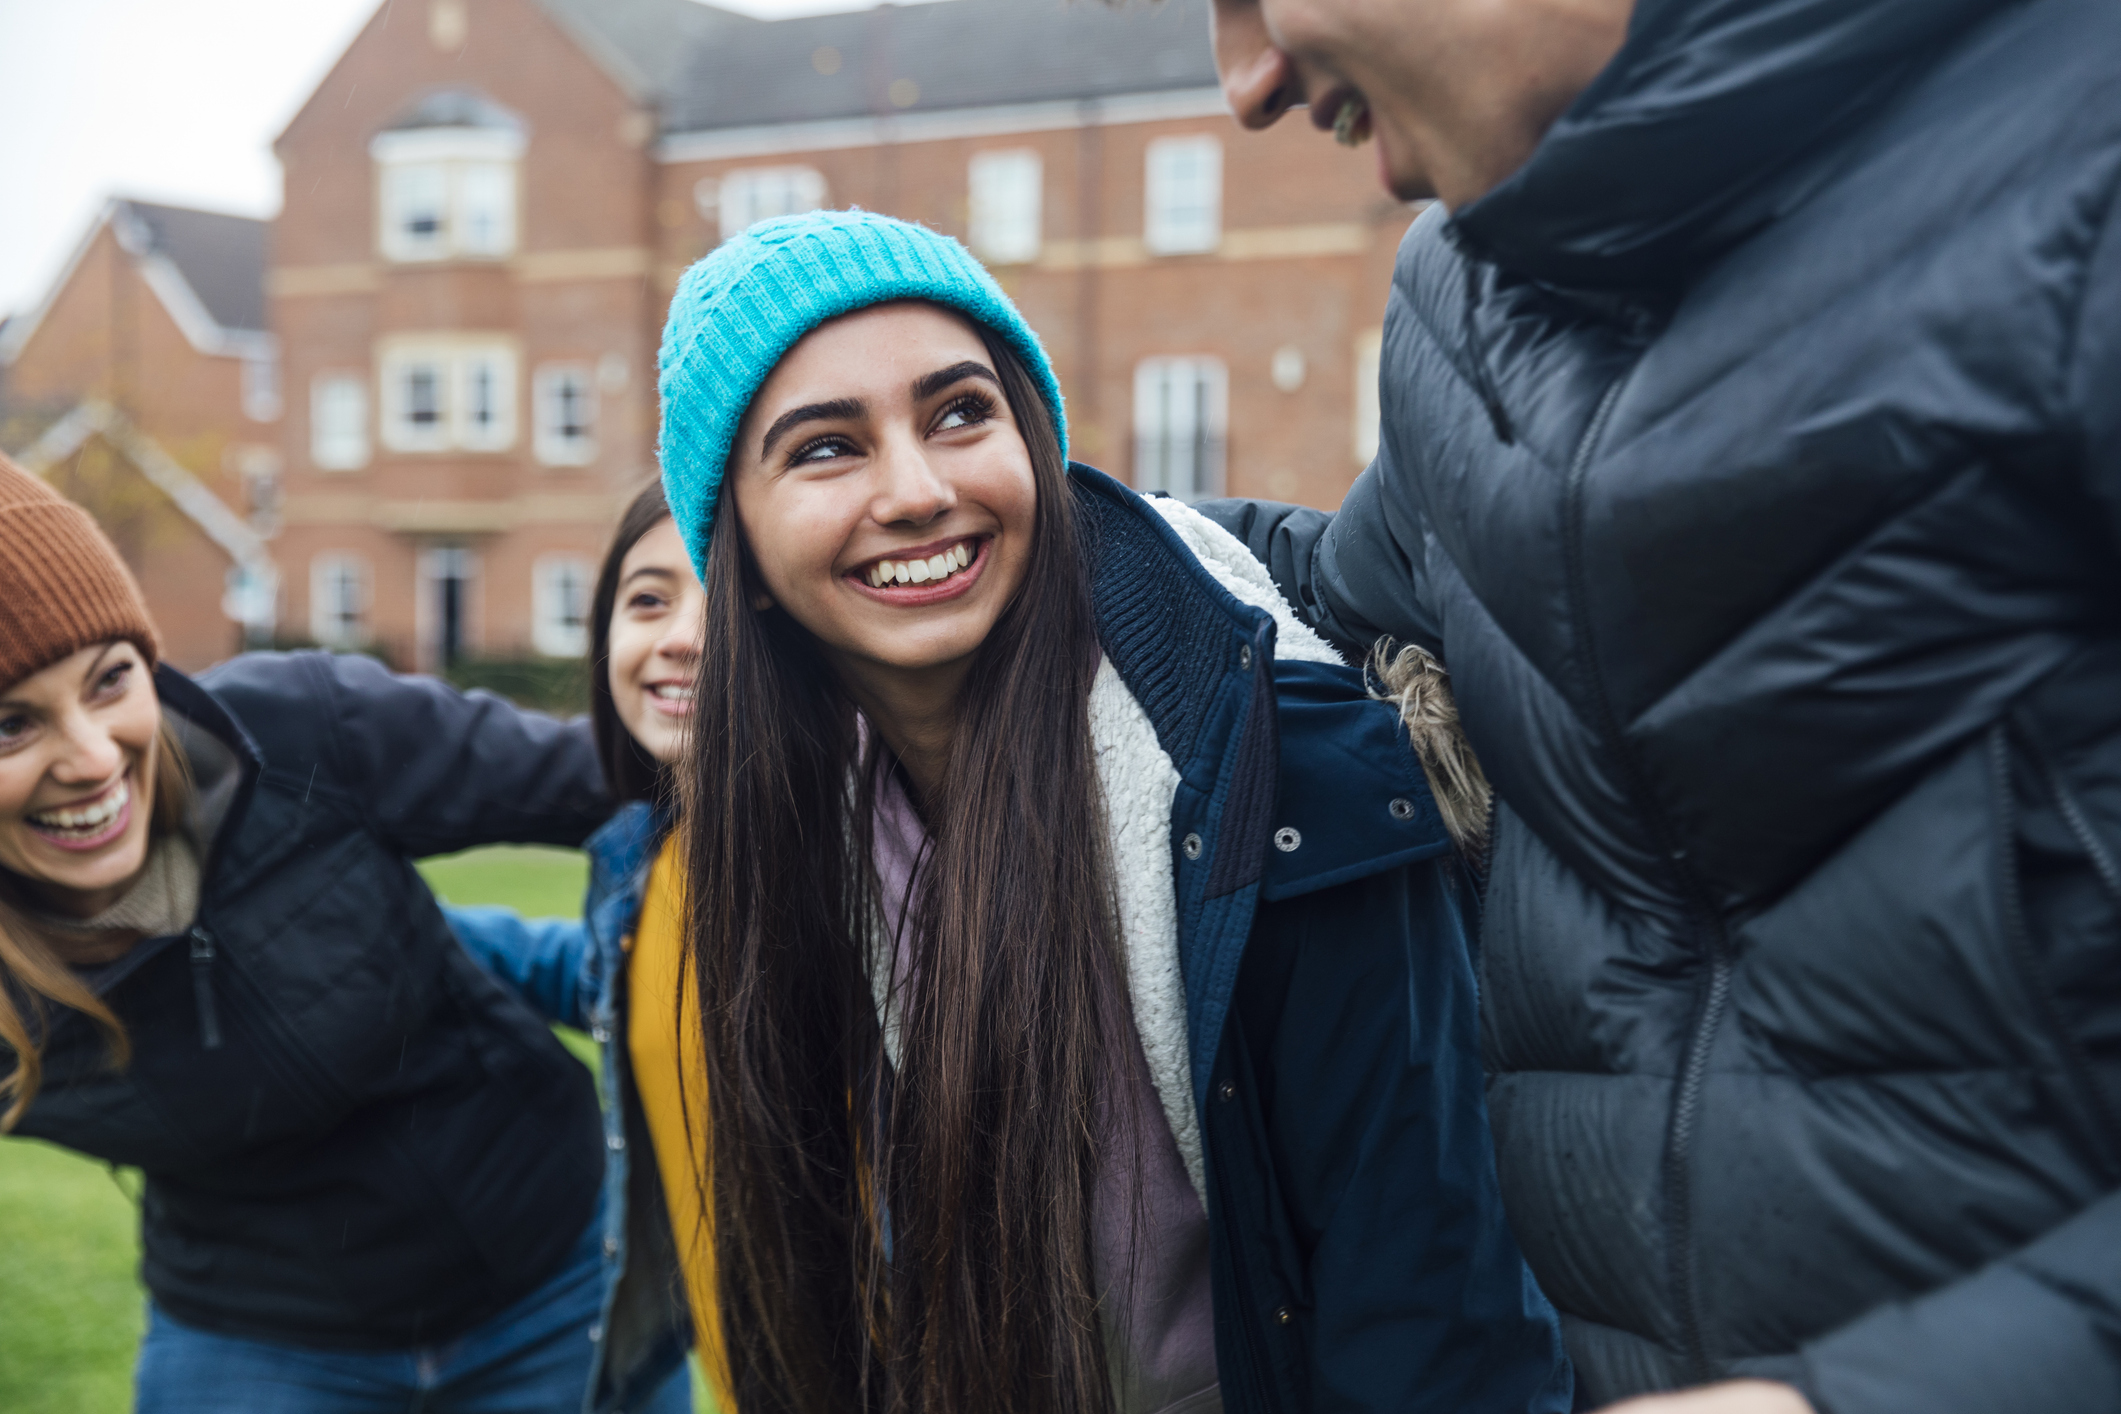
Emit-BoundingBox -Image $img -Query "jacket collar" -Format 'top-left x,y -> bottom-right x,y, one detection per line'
1455,0 -> 2012,288
1074,468 -> 1274,752
584,800 -> 665,888
153,664 -> 263,883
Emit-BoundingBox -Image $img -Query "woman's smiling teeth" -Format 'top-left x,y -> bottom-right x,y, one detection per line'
28,779 -> 129,838
647,684 -> 694,702
863,539 -> 975,588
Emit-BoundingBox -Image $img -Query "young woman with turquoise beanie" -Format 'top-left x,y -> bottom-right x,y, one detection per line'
654,208 -> 1572,1414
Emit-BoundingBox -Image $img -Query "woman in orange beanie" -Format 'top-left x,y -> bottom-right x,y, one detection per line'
0,453 -> 656,1412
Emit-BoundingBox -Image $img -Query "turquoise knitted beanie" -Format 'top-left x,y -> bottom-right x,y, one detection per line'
657,209 -> 1067,576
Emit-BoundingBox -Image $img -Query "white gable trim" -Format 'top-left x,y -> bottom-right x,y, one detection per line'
0,200 -> 270,367
18,401 -> 280,632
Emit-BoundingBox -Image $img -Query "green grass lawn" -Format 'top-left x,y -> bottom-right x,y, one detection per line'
0,1137 -> 145,1413
419,842 -> 590,919
0,844 -> 691,1412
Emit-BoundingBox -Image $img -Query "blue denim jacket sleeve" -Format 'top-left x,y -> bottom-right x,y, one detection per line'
445,905 -> 595,1033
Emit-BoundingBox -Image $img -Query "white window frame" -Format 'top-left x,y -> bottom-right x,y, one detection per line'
310,373 -> 371,470
716,166 -> 828,243
417,545 -> 482,670
371,126 -> 525,263
379,162 -> 451,261
1144,135 -> 1223,256
532,555 -> 594,658
454,161 -> 516,257
242,349 -> 282,422
968,149 -> 1042,265
378,337 -> 518,453
533,362 -> 597,466
381,349 -> 454,452
1133,356 -> 1229,502
309,553 -> 370,647
457,348 -> 516,452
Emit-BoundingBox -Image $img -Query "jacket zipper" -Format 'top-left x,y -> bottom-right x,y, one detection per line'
188,925 -> 224,1051
1992,727 -> 2121,1174
1560,366 -> 1731,1381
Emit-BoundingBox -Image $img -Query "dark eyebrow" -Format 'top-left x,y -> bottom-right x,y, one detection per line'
620,565 -> 678,588
914,361 -> 999,402
760,398 -> 865,460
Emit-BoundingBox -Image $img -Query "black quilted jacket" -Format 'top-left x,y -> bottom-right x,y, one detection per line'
13,654 -> 609,1348
1203,0 -> 2121,1406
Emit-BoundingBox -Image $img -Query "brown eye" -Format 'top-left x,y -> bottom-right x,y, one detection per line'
933,393 -> 995,433
791,435 -> 857,465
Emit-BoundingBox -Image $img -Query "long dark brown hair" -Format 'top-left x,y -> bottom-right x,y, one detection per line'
681,322 -> 1136,1414
589,482 -> 678,805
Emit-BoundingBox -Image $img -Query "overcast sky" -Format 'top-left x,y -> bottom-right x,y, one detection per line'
0,0 -> 886,320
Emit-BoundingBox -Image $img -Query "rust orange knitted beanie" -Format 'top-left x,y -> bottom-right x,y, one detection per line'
0,451 -> 160,691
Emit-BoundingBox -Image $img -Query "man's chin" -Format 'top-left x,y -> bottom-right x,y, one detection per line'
1373,134 -> 1438,203
1382,162 -> 1437,204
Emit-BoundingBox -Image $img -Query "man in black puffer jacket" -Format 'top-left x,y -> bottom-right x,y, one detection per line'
1198,0 -> 2121,1410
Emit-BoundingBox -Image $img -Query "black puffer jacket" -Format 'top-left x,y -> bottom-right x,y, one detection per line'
1204,0 -> 2121,1408
13,654 -> 608,1348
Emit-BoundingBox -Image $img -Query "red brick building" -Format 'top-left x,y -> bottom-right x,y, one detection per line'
11,0 -> 1416,670
0,199 -> 281,670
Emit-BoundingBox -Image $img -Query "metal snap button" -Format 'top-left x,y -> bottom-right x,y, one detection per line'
590,1024 -> 610,1043
1273,827 -> 1301,852
602,1234 -> 620,1258
1238,643 -> 1253,670
606,1133 -> 625,1152
1389,797 -> 1415,820
1182,833 -> 1203,860
1274,1305 -> 1295,1326
1216,1080 -> 1237,1102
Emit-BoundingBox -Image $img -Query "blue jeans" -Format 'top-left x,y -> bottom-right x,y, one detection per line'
133,1204 -> 691,1414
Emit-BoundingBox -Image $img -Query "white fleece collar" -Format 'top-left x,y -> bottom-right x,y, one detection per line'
1097,500 -> 1341,1204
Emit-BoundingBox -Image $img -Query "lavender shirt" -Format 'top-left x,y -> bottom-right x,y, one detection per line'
869,751 -> 1222,1414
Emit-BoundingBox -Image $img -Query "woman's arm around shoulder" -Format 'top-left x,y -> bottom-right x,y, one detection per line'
1196,443 -> 1445,661
199,650 -> 611,857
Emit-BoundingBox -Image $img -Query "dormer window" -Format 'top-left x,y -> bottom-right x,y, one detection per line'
371,94 -> 525,262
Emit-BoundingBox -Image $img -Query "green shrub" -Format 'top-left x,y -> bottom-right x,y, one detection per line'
445,656 -> 590,715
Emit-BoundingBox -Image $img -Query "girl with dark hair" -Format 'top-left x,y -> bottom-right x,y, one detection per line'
647,208 -> 1572,1414
0,453 -> 621,1412
448,481 -> 713,1414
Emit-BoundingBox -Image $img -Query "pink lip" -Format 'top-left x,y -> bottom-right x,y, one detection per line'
845,536 -> 991,608
25,780 -> 134,854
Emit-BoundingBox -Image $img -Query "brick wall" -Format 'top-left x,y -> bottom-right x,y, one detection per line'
2,223 -> 268,670
7,0 -> 1420,674
271,0 -> 661,667
656,115 -> 1416,508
